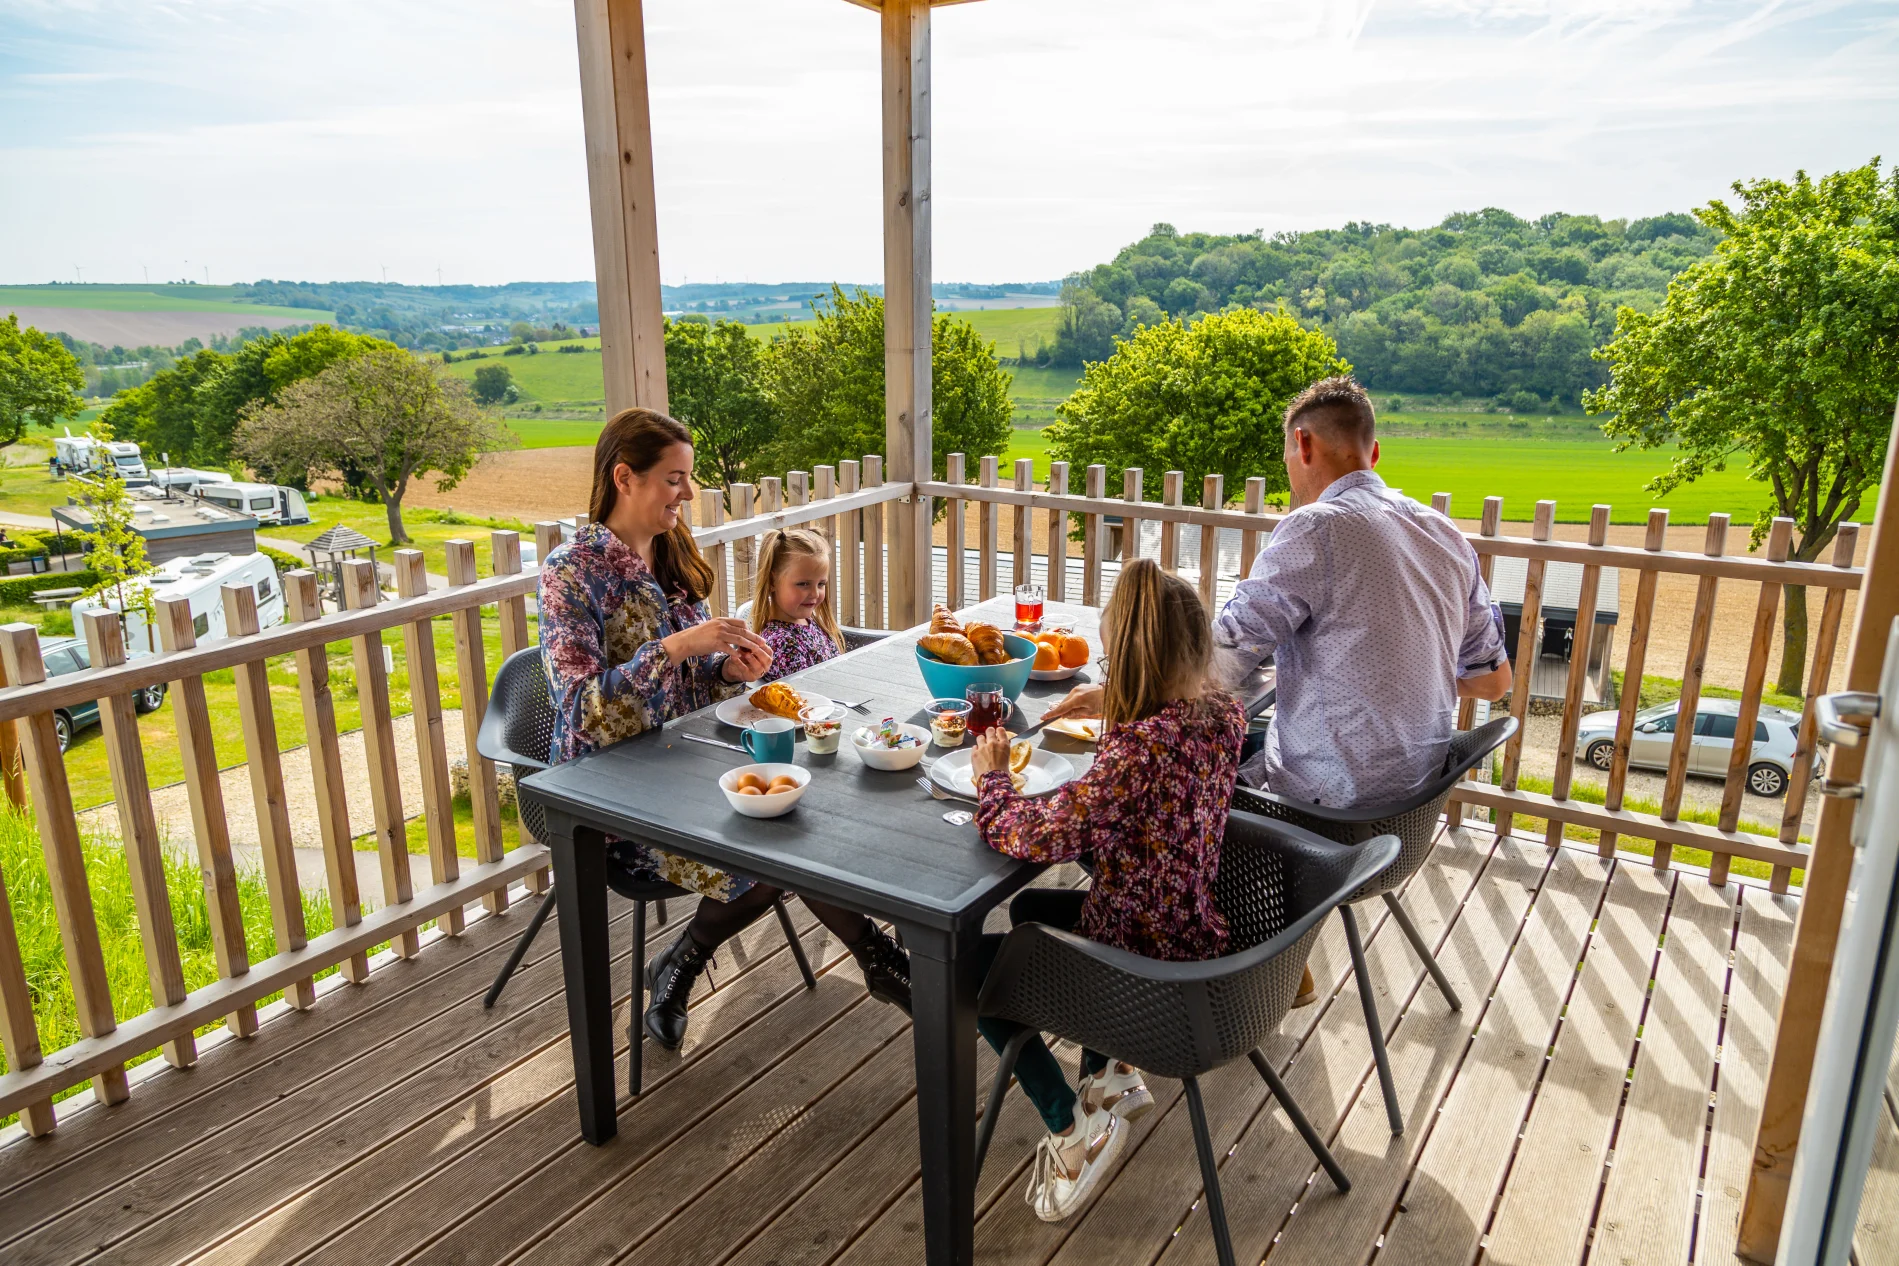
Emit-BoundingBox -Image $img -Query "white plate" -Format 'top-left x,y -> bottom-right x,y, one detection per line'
1028,664 -> 1083,681
716,688 -> 834,729
931,746 -> 1076,798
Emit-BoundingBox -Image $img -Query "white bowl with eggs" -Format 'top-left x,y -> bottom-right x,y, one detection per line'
719,763 -> 811,818
851,722 -> 931,771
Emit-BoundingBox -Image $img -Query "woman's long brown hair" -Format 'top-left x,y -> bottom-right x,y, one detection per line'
588,407 -> 714,602
1099,559 -> 1216,727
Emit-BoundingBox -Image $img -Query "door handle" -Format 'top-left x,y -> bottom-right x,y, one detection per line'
1816,691 -> 1881,748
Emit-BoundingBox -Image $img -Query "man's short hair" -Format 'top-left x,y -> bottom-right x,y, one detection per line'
1284,375 -> 1376,451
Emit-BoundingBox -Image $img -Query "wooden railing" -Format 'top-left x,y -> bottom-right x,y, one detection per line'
0,451 -> 1865,1138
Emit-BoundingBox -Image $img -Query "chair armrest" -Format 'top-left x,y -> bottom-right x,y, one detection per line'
1234,783 -> 1383,826
841,626 -> 890,652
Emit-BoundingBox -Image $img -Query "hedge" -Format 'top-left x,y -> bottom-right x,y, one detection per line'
0,570 -> 100,607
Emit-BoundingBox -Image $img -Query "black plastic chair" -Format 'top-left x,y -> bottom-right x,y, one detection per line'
474,646 -> 818,1095
973,813 -> 1401,1266
1233,714 -> 1518,1134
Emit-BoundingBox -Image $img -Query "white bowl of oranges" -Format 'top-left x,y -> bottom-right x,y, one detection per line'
719,764 -> 810,818
1028,629 -> 1090,681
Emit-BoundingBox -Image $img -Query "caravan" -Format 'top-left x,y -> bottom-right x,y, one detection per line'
70,551 -> 286,657
191,481 -> 313,526
50,430 -> 152,487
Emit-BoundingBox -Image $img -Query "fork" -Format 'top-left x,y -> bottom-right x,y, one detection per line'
915,776 -> 978,808
837,697 -> 874,714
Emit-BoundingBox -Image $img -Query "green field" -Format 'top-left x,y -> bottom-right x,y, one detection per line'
0,284 -> 330,323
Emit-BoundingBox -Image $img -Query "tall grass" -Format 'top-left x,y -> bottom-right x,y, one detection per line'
0,806 -> 333,1117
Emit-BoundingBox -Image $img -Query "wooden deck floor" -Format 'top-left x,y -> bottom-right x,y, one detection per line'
3,820 -> 1869,1266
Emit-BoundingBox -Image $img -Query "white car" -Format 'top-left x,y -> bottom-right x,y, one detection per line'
1573,697 -> 1808,797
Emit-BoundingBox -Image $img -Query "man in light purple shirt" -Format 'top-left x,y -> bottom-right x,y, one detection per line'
1214,376 -> 1512,806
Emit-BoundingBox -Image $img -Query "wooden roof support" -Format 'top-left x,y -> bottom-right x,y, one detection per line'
575,0 -> 668,415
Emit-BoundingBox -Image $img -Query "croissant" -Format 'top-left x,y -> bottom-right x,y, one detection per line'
965,622 -> 1010,665
748,682 -> 805,720
919,632 -> 979,665
930,604 -> 964,636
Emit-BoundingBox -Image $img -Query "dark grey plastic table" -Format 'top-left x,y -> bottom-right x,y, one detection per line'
518,596 -> 1102,1266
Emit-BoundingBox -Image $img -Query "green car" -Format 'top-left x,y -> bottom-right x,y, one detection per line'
39,636 -> 167,754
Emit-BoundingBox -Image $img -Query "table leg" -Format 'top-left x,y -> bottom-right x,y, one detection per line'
549,815 -> 616,1144
910,937 -> 982,1266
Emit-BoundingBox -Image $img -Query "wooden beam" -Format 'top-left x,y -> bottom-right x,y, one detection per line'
1741,417 -> 1899,1260
574,0 -> 667,414
881,0 -> 932,629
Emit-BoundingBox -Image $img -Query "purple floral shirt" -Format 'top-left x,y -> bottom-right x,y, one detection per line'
539,522 -> 745,764
756,620 -> 840,682
976,694 -> 1245,962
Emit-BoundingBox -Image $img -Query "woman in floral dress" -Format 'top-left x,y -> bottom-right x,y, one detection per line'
539,409 -> 907,1054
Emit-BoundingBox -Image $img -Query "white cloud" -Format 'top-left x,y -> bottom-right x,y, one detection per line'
0,0 -> 1893,286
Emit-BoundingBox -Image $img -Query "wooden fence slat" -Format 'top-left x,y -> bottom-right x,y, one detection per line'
1159,470 -> 1183,573
0,645 -> 23,811
1045,462 -> 1069,604
787,470 -> 808,511
1658,514 -> 1730,873
446,542 -> 506,916
342,559 -> 420,958
1122,467 -> 1144,566
699,490 -> 729,617
1431,491 -> 1452,516
839,461 -> 862,627
1599,509 -> 1668,857
863,455 -> 886,629
730,483 -> 758,607
1012,457 -> 1034,592
977,455 -> 999,602
0,859 -> 54,1133
1239,476 -> 1266,580
759,475 -> 783,518
222,583 -> 316,1008
945,453 -> 966,611
1720,518 -> 1795,844
278,576 -> 369,982
1198,473 -> 1223,610
396,552 -> 464,937
1082,465 -> 1106,607
1497,500 -> 1555,839
1449,496 -> 1504,823
79,609 -> 195,1069
1779,524 -> 1859,883
1545,504 -> 1610,850
501,528 -> 546,893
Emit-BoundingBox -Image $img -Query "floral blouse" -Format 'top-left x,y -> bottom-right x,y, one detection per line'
539,522 -> 752,901
756,620 -> 840,682
976,694 -> 1246,962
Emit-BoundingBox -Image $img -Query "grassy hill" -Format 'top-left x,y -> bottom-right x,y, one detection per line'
0,284 -> 330,322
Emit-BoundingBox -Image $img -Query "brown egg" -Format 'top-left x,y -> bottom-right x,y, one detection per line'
735,772 -> 767,792
735,784 -> 763,796
768,777 -> 800,793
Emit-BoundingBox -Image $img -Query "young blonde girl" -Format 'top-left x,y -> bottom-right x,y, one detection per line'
749,528 -> 845,681
968,559 -> 1246,1223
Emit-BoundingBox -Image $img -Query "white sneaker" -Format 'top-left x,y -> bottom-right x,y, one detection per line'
1024,1104 -> 1124,1223
1080,1062 -> 1154,1120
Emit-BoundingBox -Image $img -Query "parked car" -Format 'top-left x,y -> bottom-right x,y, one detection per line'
1573,697 -> 1808,797
39,635 -> 167,754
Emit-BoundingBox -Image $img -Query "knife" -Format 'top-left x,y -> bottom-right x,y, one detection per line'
679,732 -> 748,755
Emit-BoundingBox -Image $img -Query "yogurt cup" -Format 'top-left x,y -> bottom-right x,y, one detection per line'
800,703 -> 842,754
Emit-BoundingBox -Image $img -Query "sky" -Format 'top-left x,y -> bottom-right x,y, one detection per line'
1,0 -> 1895,288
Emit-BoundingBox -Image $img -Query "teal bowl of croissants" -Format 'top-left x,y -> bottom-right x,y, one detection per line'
915,606 -> 1038,703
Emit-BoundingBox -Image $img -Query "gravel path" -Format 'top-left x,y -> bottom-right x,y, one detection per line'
79,707 -> 471,909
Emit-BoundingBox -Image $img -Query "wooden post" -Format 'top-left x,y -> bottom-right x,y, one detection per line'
1159,470 -> 1183,573
1045,461 -> 1069,603
863,454 -> 886,629
0,626 -> 127,1106
1598,509 -> 1667,857
1012,457 -> 1034,592
0,648 -> 23,811
343,559 -> 420,958
977,455 -> 999,602
1082,465 -> 1106,606
280,575 -> 369,982
397,551 -> 463,936
1498,500 -> 1555,839
880,0 -> 932,631
574,0 -> 667,414
944,453 -> 966,611
1122,468 -> 1144,566
79,609 -> 194,1068
1545,505 -> 1610,850
1720,518 -> 1795,838
1450,495 -> 1504,825
0,863 -> 53,1133
731,483 -> 757,606
1659,515 -> 1729,870
813,465 -> 838,574
839,461 -> 862,626
759,475 -> 783,518
500,528 -> 547,894
1779,525 -> 1859,869
1742,421 -> 1899,1260
1430,492 -> 1452,516
1198,474 -> 1224,611
223,583 -> 316,1007
700,489 -> 729,617
1239,476 -> 1267,580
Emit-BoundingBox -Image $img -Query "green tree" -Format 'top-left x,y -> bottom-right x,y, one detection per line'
236,350 -> 514,544
0,314 -> 86,446
74,420 -> 156,648
1588,160 -> 1899,696
1047,307 -> 1350,505
756,286 -> 1012,480
471,363 -> 517,406
665,318 -> 777,488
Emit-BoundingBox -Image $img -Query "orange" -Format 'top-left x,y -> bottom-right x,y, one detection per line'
1033,641 -> 1060,671
1058,633 -> 1089,669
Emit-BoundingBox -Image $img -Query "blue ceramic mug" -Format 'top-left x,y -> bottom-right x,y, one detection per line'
742,717 -> 797,763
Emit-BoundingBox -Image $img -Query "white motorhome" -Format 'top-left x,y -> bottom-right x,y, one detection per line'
147,466 -> 230,496
192,481 -> 312,527
50,430 -> 151,486
71,551 -> 285,656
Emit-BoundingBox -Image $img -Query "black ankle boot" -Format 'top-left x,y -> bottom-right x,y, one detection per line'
643,928 -> 712,1050
850,925 -> 912,1014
